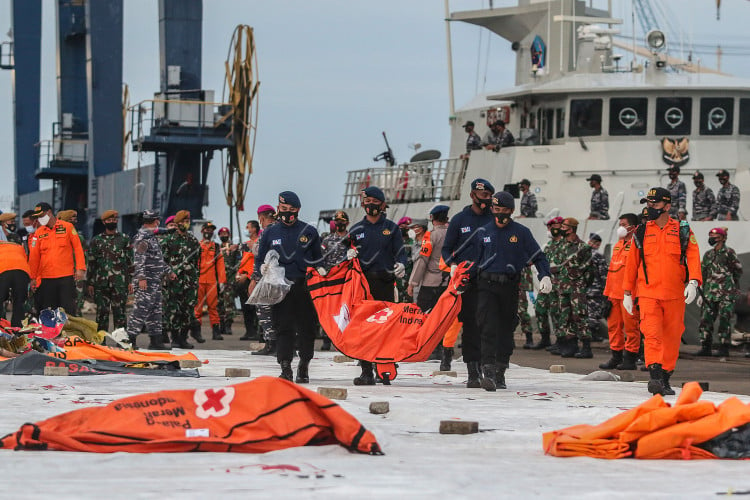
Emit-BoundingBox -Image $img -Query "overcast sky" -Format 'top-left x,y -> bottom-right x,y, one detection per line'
0,0 -> 748,229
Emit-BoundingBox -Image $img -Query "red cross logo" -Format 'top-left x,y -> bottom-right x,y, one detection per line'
201,389 -> 226,412
194,386 -> 235,419
366,307 -> 393,324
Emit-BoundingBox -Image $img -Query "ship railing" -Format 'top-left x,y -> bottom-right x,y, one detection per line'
342,157 -> 467,208
128,97 -> 232,144
36,137 -> 89,170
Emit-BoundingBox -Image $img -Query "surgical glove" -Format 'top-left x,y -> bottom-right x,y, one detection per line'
684,280 -> 699,304
539,276 -> 552,294
450,264 -> 458,278
346,248 -> 358,260
316,266 -> 328,277
393,262 -> 406,279
623,294 -> 634,315
697,295 -> 703,308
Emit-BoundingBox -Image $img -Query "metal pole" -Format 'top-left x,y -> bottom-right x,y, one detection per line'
444,0 -> 456,119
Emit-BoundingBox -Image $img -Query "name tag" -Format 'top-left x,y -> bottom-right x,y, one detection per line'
461,226 -> 471,234
271,239 -> 282,246
355,233 -> 365,240
483,236 -> 491,243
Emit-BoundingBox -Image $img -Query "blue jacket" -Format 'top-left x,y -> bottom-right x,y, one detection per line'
349,214 -> 406,273
253,220 -> 322,280
441,205 -> 493,266
473,220 -> 551,279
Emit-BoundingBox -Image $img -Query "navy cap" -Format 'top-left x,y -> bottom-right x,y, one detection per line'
141,209 -> 160,222
361,186 -> 386,202
492,191 -> 515,210
429,204 -> 450,216
278,191 -> 301,208
640,187 -> 671,204
471,178 -> 494,193
589,232 -> 602,242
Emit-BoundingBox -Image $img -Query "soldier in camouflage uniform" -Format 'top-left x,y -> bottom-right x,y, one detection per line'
217,227 -> 241,335
666,166 -> 687,218
86,210 -> 133,332
587,175 -> 609,220
127,210 -> 175,350
532,216 -> 564,350
57,209 -> 87,315
713,169 -> 740,221
555,217 -> 593,358
396,216 -> 414,302
462,121 -> 482,155
160,210 -> 202,347
519,266 -> 535,348
696,227 -> 743,357
518,179 -> 537,218
691,171 -> 715,221
320,210 -> 353,351
585,233 -> 608,342
251,205 -> 279,356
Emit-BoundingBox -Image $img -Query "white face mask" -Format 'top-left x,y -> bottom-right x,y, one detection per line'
24,225 -> 35,234
37,215 -> 51,226
407,229 -> 416,240
616,226 -> 628,239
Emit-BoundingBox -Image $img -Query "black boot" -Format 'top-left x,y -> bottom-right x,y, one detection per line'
495,363 -> 508,390
616,350 -> 638,370
161,330 -> 171,344
211,324 -> 224,340
239,329 -> 255,340
560,337 -> 579,358
147,336 -> 170,350
440,347 -> 453,372
466,361 -> 482,388
714,342 -> 730,358
694,339 -> 713,356
320,336 -> 332,351
295,359 -> 310,384
353,361 -> 375,385
429,344 -> 442,361
531,333 -> 551,350
279,360 -> 293,381
662,370 -> 676,396
127,334 -> 138,349
548,337 -> 564,355
171,331 -> 194,349
190,322 -> 206,344
252,339 -> 276,356
522,333 -> 534,349
224,320 -> 233,335
480,364 -> 496,392
647,363 -> 665,395
599,349 -> 623,369
574,338 -> 593,359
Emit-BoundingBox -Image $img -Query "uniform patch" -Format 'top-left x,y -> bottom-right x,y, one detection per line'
690,234 -> 697,244
55,226 -> 66,234
483,236 -> 491,243
382,229 -> 391,236
136,241 -> 148,254
271,238 -> 282,246
510,235 -> 518,243
299,235 -> 309,243
355,233 -> 365,240
460,226 -> 471,234
71,228 -> 78,236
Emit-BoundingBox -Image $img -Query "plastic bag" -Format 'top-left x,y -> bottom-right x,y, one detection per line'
247,250 -> 293,305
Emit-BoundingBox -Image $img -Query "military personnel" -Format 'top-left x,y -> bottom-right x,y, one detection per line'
691,171 -> 715,221
587,175 -> 609,220
17,210 -> 35,255
713,169 -> 740,221
217,227 -> 240,336
533,216 -> 564,351
519,266 -> 535,349
462,120 -> 482,156
236,220 -> 260,341
86,210 -> 133,332
695,227 -> 743,357
251,205 -> 279,355
127,210 -> 176,350
194,222 -> 226,341
160,210 -> 202,348
396,216 -> 414,302
57,209 -> 87,314
0,212 -> 21,244
518,179 -> 537,218
666,166 -> 687,218
320,210 -> 353,351
482,120 -> 514,151
586,233 -> 608,342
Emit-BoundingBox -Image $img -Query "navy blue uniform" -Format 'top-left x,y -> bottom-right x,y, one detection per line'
349,214 -> 406,301
473,221 -> 551,278
253,220 -> 322,280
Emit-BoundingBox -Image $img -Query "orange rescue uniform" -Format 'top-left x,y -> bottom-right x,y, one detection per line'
623,218 -> 701,371
0,242 -> 31,276
194,240 -> 226,325
603,238 -> 640,354
28,219 -> 86,279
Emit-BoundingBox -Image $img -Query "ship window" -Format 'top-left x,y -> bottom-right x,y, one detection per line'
569,99 -> 602,136
555,108 -> 565,138
700,98 -> 733,135
655,97 -> 691,135
740,99 -> 750,135
609,98 -> 647,136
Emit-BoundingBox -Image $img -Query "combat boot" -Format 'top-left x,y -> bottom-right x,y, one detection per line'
440,347 -> 453,372
662,370 -> 676,396
548,336 -> 564,355
295,359 -> 310,384
353,361 -> 375,386
560,337 -> 579,358
252,339 -> 276,356
616,350 -> 638,370
693,339 -> 712,356
147,336 -> 170,350
531,333 -> 551,350
495,363 -> 508,390
190,322 -> 206,344
211,324 -> 224,340
522,333 -> 534,349
171,331 -> 194,349
320,336 -> 332,351
221,320 -> 233,336
466,361 -> 482,388
127,334 -> 138,349
161,331 -> 171,345
480,364 -> 496,392
598,349 -> 623,369
429,345 -> 442,361
279,360 -> 293,381
574,338 -> 593,359
714,342 -> 730,358
647,363 -> 665,395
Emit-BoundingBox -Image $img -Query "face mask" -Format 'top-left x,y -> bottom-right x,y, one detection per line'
407,229 -> 416,240
220,236 -> 229,243
24,225 -> 35,234
616,226 -> 628,239
278,210 -> 297,224
37,214 -> 51,226
6,224 -> 16,233
645,207 -> 665,221
104,222 -> 118,231
549,227 -> 560,237
494,213 -> 511,225
364,203 -> 381,216
202,232 -> 214,240
335,223 -> 347,232
472,194 -> 490,212
708,237 -> 718,247
178,223 -> 189,232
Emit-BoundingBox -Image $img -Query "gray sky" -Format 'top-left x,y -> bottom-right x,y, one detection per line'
0,0 -> 748,228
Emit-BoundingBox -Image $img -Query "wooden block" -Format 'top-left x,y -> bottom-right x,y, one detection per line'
225,368 -> 251,377
179,360 -> 202,369
247,342 -> 264,351
549,365 -> 566,373
684,381 -> 709,391
317,387 -> 348,400
439,420 -> 479,435
618,372 -> 636,382
432,370 -> 457,377
43,366 -> 69,376
369,402 -> 390,414
333,355 -> 353,363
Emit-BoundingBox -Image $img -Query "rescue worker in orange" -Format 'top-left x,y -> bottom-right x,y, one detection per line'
600,213 -> 640,371
194,222 -> 227,340
28,202 -> 86,314
236,220 -> 261,341
623,187 -> 702,396
0,240 -> 31,326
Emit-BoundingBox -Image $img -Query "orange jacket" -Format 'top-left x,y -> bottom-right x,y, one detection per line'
198,240 -> 226,284
28,219 -> 86,280
237,238 -> 258,276
623,218 -> 701,300
604,238 -> 632,300
0,242 -> 31,276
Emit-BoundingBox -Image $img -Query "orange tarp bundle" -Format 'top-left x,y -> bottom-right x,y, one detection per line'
0,376 -> 382,455
543,382 -> 750,460
47,336 -> 201,364
307,260 -> 466,380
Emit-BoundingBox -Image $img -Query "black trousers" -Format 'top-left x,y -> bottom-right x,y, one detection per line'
235,283 -> 257,335
416,285 -> 446,313
476,277 -> 520,366
458,281 -> 482,363
36,275 -> 76,315
365,273 -> 395,302
0,270 -> 30,327
271,279 -> 317,363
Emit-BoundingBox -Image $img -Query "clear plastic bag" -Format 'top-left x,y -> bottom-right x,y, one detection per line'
247,250 -> 293,305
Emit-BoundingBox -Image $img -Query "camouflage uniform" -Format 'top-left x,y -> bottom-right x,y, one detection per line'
127,228 -> 170,340
589,188 -> 610,220
397,235 -> 415,302
75,233 -> 87,315
713,183 -> 741,221
667,179 -> 687,218
692,185 -> 716,221
535,238 -> 562,338
465,132 -> 482,153
160,230 -> 200,337
557,236 -> 592,339
699,245 -> 743,343
219,242 -> 241,329
321,232 -> 350,270
87,232 -> 133,331
520,191 -> 537,217
518,266 -> 534,337
586,250 -> 608,338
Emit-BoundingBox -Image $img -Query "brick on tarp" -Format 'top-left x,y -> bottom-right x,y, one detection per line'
317,387 -> 347,400
225,368 -> 251,377
179,360 -> 202,368
44,366 -> 69,376
369,402 -> 390,414
432,371 -> 457,377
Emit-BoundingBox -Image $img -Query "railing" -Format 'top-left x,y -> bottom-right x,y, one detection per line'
342,157 -> 467,208
129,97 -> 232,145
36,138 -> 89,171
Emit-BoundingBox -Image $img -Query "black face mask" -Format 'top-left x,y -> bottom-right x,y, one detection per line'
220,236 -> 229,243
550,227 -> 561,237
364,203 -> 381,216
708,237 -> 718,247
278,210 -> 298,224
495,214 -> 511,225
645,207 -> 665,221
473,195 -> 491,213
335,223 -> 347,232
6,224 -> 16,233
104,222 -> 117,231
203,232 -> 214,240
400,227 -> 409,238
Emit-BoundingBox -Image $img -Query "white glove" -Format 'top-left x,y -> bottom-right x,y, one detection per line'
346,248 -> 358,260
316,266 -> 328,277
697,295 -> 703,308
260,263 -> 270,275
450,264 -> 458,278
393,262 -> 406,279
539,276 -> 552,294
684,280 -> 699,305
623,294 -> 634,316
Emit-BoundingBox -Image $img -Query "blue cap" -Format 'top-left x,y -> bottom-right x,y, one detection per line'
430,205 -> 450,216
278,191 -> 301,208
362,186 -> 385,202
492,191 -> 515,210
471,178 -> 494,193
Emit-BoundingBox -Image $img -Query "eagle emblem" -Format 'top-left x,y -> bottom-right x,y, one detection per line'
661,137 -> 690,167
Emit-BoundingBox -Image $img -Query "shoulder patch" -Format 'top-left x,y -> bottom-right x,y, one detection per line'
71,228 -> 78,236
299,235 -> 309,243
690,234 -> 697,244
